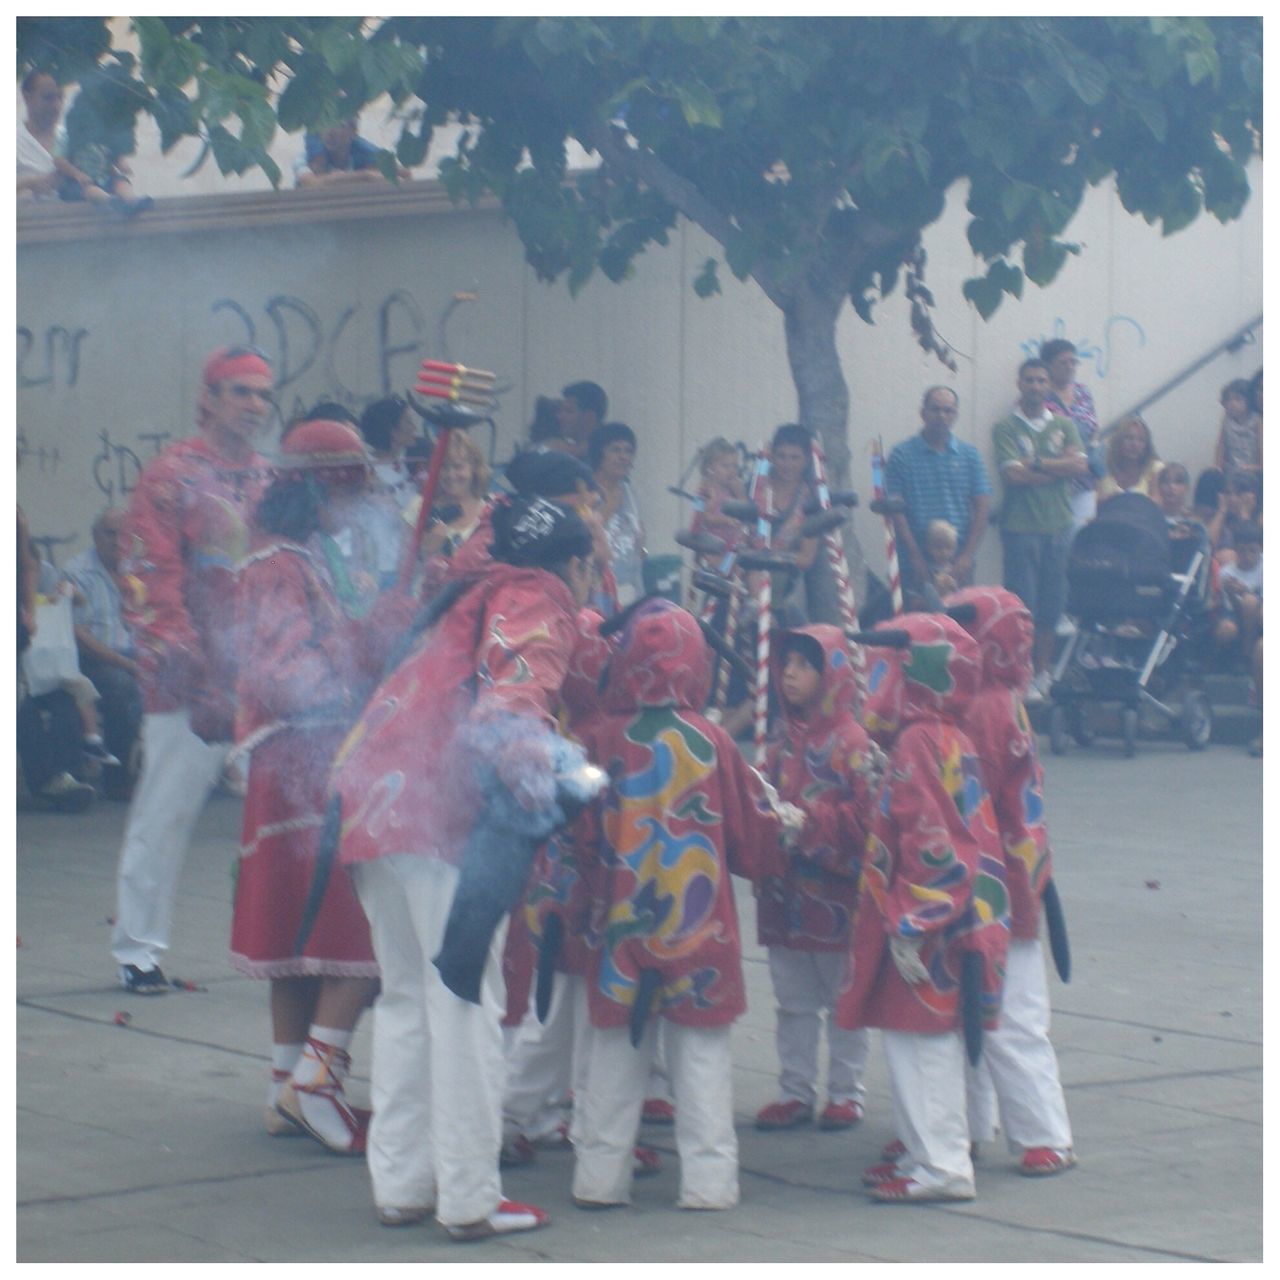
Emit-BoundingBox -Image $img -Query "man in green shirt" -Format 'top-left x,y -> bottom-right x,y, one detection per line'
993,359 -> 1089,700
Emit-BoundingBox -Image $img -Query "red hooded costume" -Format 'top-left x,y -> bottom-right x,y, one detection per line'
945,586 -> 1052,941
836,612 -> 1009,1035
758,625 -> 878,952
580,604 -> 785,1030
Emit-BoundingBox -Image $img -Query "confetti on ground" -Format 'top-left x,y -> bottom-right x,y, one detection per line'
1144,880 -> 1160,889
113,1011 -> 132,1027
169,978 -> 207,992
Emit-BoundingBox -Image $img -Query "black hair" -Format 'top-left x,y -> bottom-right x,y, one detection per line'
1038,339 -> 1077,366
587,421 -> 638,470
562,381 -> 608,422
21,68 -> 57,93
490,496 -> 593,568
1248,368 -> 1263,414
528,395 -> 563,444
771,423 -> 813,456
1234,520 -> 1262,547
1019,358 -> 1050,378
1221,378 -> 1253,407
359,396 -> 409,453
505,449 -> 597,498
1229,470 -> 1262,506
254,475 -> 324,542
1192,468 -> 1226,512
779,632 -> 824,675
303,401 -> 358,425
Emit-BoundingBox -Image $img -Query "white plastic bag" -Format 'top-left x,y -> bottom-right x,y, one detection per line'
21,594 -> 82,697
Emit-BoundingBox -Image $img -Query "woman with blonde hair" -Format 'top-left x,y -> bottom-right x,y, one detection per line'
1096,415 -> 1163,506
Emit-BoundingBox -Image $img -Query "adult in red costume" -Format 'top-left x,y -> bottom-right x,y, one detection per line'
333,494 -> 593,1240
232,419 -> 398,1155
571,602 -> 785,1211
755,624 -> 881,1133
836,611 -> 1009,1203
945,585 -> 1076,1177
111,346 -> 272,994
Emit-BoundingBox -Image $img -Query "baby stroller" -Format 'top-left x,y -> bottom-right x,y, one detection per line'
1048,493 -> 1214,757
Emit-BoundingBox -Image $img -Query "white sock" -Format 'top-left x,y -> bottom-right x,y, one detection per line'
270,1043 -> 304,1106
291,1025 -> 354,1087
290,1027 -> 360,1151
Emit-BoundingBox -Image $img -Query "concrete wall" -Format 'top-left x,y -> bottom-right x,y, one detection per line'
17,164 -> 1262,590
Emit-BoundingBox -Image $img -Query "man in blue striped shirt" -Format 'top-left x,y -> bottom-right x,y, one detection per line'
885,387 -> 992,602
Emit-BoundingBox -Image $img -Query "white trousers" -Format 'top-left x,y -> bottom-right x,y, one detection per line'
768,946 -> 870,1106
574,1021 -> 738,1209
353,855 -> 509,1226
503,972 -> 590,1144
979,936 -> 1073,1153
882,1029 -> 975,1195
111,710 -> 228,970
965,1057 -> 1001,1145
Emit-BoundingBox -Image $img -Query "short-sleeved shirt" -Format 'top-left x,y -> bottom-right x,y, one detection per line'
63,545 -> 134,657
993,409 -> 1081,535
884,432 -> 992,548
293,133 -> 382,185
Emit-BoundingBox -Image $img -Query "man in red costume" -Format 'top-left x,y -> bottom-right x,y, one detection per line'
836,612 -> 1010,1203
111,345 -> 272,994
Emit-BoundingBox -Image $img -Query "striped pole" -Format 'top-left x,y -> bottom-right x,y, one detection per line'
809,441 -> 866,697
751,447 -> 773,765
871,441 -> 903,615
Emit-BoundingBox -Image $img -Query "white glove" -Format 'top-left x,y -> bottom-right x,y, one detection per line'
890,935 -> 929,985
776,801 -> 806,839
750,767 -> 782,813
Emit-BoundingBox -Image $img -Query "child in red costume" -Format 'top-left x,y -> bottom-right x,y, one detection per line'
754,625 -> 881,1133
572,601 -> 785,1210
836,612 -> 1009,1203
945,585 -> 1076,1177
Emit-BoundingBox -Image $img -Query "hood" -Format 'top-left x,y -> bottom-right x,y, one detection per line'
772,623 -> 859,736
861,612 -> 981,745
944,586 -> 1034,692
603,600 -> 710,713
559,608 -> 611,729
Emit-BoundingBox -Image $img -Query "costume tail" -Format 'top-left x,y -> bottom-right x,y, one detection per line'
1042,879 -> 1071,983
294,794 -> 341,956
535,913 -> 564,1024
630,969 -> 662,1049
961,951 -> 984,1066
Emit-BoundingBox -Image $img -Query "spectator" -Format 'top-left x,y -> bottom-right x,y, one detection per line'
294,114 -> 408,188
1213,472 -> 1263,569
589,422 -> 646,607
415,431 -> 494,598
1041,339 -> 1103,530
525,395 -> 574,455
755,424 -> 822,624
1213,520 -> 1262,671
17,69 -> 103,205
60,76 -> 153,214
885,386 -> 992,604
1157,462 -> 1192,521
993,359 -> 1088,700
1213,378 -> 1263,485
62,508 -> 143,799
556,382 -> 608,460
359,396 -> 419,506
1096,414 -> 1163,505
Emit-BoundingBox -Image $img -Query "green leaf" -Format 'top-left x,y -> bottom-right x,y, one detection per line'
989,257 -> 1024,299
320,23 -> 360,75
1000,182 -> 1033,223
671,82 -> 722,129
1061,49 -> 1110,106
724,227 -> 759,279
1160,176 -> 1202,235
1184,47 -> 1218,87
134,17 -> 170,78
962,273 -> 1003,320
277,58 -> 338,132
693,257 -> 722,298
1023,235 -> 1069,286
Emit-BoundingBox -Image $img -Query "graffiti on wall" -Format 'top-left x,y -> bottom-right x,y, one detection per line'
17,428 -> 61,476
1020,315 -> 1148,379
91,428 -> 173,506
18,324 -> 89,390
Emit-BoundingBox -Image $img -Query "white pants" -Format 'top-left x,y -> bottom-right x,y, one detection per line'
979,937 -> 1074,1153
353,855 -> 509,1226
503,972 -> 590,1144
965,1057 -> 1001,1145
1069,487 -> 1097,534
574,1021 -> 738,1209
111,710 -> 228,970
768,947 -> 870,1107
882,1029 -> 975,1196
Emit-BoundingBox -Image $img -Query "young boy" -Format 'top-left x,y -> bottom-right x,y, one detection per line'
755,625 -> 880,1132
572,601 -> 785,1210
1215,521 -> 1263,665
946,586 -> 1076,1177
836,612 -> 1009,1203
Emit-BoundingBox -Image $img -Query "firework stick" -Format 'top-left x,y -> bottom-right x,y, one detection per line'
414,384 -> 493,408
398,425 -> 453,592
871,441 -> 903,615
417,371 -> 498,395
420,359 -> 497,382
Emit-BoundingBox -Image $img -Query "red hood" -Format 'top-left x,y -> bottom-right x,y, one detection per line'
773,624 -> 859,738
861,612 -> 981,745
560,608 -> 612,729
944,586 -> 1034,692
603,601 -> 710,713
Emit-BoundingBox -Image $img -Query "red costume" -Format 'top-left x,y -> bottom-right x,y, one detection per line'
758,625 -> 878,952
580,604 -> 785,1031
837,612 -> 1009,1035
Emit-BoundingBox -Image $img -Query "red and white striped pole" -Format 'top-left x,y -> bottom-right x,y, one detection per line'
871,440 -> 903,615
810,441 -> 866,698
751,448 -> 773,766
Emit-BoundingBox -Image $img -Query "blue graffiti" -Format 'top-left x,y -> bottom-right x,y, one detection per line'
1019,315 -> 1148,379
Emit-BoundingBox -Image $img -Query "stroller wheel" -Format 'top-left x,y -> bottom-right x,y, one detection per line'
1068,705 -> 1096,748
1048,704 -> 1070,756
1121,707 -> 1139,758
1181,690 -> 1213,752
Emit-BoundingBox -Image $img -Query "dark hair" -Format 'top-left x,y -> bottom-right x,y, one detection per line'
21,68 -> 57,94
588,421 -> 637,471
527,396 -> 563,444
1039,339 -> 1077,366
1193,468 -> 1226,512
490,496 -> 593,569
1019,358 -> 1049,378
304,400 -> 358,425
1229,470 -> 1262,506
254,476 -> 324,542
771,423 -> 813,456
1234,520 -> 1262,548
505,449 -> 597,499
562,381 -> 608,423
1248,368 -> 1263,414
359,396 -> 409,453
1221,378 -> 1253,407
779,631 -> 824,675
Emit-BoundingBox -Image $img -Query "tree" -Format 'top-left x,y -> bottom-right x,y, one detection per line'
18,16 -> 1262,482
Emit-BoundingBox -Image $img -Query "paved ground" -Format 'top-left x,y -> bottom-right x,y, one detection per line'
16,732 -> 1263,1263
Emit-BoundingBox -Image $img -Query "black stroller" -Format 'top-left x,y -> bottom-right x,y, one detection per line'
1048,493 -> 1214,757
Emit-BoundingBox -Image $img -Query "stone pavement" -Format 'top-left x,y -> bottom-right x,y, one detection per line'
16,735 -> 1262,1263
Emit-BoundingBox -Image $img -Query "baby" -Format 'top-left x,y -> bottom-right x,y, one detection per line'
690,437 -> 748,551
925,519 -> 960,596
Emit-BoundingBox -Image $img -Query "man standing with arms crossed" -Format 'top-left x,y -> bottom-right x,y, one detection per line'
112,346 -> 273,993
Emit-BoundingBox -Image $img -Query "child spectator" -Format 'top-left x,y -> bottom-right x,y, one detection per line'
1157,462 -> 1192,522
924,518 -> 960,597
572,601 -> 784,1211
1213,472 -> 1263,569
1214,378 -> 1263,485
1214,521 -> 1262,669
754,626 -> 879,1133
690,438 -> 748,552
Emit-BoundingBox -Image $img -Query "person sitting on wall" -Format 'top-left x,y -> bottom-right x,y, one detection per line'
294,114 -> 410,188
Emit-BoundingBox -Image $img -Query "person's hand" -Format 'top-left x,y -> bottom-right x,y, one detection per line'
889,935 -> 929,985
953,551 -> 974,583
776,801 -> 806,843
908,548 -> 928,581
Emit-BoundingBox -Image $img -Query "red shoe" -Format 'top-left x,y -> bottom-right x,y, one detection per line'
861,1161 -> 900,1187
642,1098 -> 675,1125
1019,1147 -> 1077,1177
633,1144 -> 662,1178
445,1199 -> 549,1241
881,1138 -> 907,1161
754,1099 -> 814,1131
870,1175 -> 975,1203
531,1121 -> 573,1151
818,1099 -> 864,1131
275,1042 -> 369,1156
500,1134 -> 537,1168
